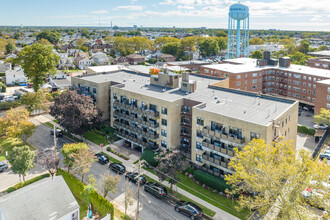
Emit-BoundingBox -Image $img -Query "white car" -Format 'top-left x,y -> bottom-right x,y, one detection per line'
313,124 -> 328,130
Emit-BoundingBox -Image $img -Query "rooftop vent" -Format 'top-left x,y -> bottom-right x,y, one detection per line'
214,96 -> 218,99
216,100 -> 221,104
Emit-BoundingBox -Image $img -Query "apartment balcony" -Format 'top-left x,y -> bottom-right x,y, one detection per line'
144,110 -> 160,118
180,132 -> 191,138
180,111 -> 191,116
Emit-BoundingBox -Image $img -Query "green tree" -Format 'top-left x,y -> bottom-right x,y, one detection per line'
216,37 -> 227,51
298,40 -> 310,54
226,139 -> 330,219
36,30 -> 61,44
76,38 -> 86,49
215,30 -> 227,37
13,43 -> 60,91
8,145 -> 35,182
251,50 -> 263,59
288,51 -> 311,65
21,89 -> 49,113
199,38 -> 219,57
5,42 -> 16,54
249,38 -> 265,45
155,36 -> 180,49
317,45 -> 327,51
61,143 -> 89,173
162,42 -> 180,57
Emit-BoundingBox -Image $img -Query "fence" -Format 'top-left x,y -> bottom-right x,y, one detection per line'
312,128 -> 329,159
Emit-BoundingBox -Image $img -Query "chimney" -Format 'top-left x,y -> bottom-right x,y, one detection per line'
279,57 -> 291,68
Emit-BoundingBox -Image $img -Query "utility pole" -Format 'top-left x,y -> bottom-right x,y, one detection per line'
136,160 -> 145,220
53,124 -> 58,168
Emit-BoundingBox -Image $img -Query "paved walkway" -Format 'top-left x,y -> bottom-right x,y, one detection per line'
46,117 -> 239,220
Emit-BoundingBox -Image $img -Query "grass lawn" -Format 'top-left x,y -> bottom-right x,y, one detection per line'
143,174 -> 216,217
0,138 -> 37,161
53,119 -> 59,123
83,130 -> 108,146
177,172 -> 249,219
99,152 -> 122,164
133,159 -> 139,164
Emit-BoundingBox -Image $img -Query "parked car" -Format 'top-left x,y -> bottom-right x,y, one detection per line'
95,153 -> 109,164
0,161 -> 8,172
320,153 -> 330,161
175,201 -> 203,220
109,163 -> 126,174
144,182 -> 167,199
0,94 -> 4,100
125,172 -> 147,185
50,129 -> 63,137
313,124 -> 328,130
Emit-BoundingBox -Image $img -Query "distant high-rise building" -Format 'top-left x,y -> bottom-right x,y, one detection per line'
227,3 -> 250,59
133,25 -> 137,28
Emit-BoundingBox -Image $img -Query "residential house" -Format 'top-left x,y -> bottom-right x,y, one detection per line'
92,52 -> 109,66
74,51 -> 89,58
0,61 -> 11,73
126,54 -> 145,65
0,176 -> 79,220
157,54 -> 176,62
74,56 -> 92,70
113,56 -> 128,65
5,53 -> 17,60
58,57 -> 74,70
5,67 -> 27,85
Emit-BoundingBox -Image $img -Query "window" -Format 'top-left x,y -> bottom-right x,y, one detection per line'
328,87 -> 330,93
312,98 -> 316,103
181,105 -> 190,113
196,154 -> 202,163
313,85 -> 316,89
327,95 -> 330,101
72,211 -> 78,220
252,73 -> 258,77
113,93 -> 117,100
237,75 -> 241,79
196,130 -> 203,138
236,81 -> 241,86
303,76 -> 306,80
196,142 -> 203,150
252,79 -> 257,84
93,88 -> 97,93
161,107 -> 167,115
161,140 -> 167,148
161,129 -> 167,137
250,132 -> 260,140
161,119 -> 167,126
327,104 -> 330,109
197,117 -> 204,126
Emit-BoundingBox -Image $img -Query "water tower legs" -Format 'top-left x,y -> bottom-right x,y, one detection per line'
236,20 -> 241,58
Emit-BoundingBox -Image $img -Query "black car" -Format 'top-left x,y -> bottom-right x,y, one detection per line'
50,129 -> 63,137
109,163 -> 126,174
175,201 -> 203,220
95,153 -> 109,164
125,172 -> 147,185
0,161 -> 8,172
144,182 -> 167,199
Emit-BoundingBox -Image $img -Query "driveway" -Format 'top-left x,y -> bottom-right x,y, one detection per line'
298,110 -> 315,128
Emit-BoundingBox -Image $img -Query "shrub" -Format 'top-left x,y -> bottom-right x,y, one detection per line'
0,101 -> 20,110
141,150 -> 159,167
89,190 -> 114,219
106,147 -> 111,152
297,125 -> 315,135
184,167 -> 195,174
193,170 -> 231,192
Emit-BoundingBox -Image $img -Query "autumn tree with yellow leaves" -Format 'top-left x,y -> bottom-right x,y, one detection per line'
226,139 -> 330,219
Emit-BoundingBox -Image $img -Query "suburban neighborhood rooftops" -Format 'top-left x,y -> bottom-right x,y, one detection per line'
0,176 -> 79,220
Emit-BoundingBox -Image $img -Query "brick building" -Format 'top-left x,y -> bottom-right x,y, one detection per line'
200,51 -> 330,113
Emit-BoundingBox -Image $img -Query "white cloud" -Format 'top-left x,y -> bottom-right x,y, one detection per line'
90,9 -> 109,14
310,15 -> 322,22
177,5 -> 195,9
113,5 -> 143,11
159,0 -> 176,5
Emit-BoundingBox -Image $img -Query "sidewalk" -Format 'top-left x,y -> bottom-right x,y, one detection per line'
48,119 -> 239,220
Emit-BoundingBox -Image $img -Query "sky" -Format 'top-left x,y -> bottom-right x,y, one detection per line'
1,0 -> 330,31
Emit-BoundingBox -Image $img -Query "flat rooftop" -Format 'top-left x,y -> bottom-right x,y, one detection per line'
308,50 -> 330,56
74,70 -> 295,126
87,65 -> 122,73
202,59 -> 330,78
167,60 -> 210,65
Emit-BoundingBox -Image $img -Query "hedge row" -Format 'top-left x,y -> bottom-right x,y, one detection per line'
5,173 -> 51,193
193,170 -> 231,192
0,101 -> 21,111
298,125 -> 316,135
57,169 -> 114,219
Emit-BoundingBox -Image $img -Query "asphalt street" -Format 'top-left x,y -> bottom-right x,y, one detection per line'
27,123 -> 189,220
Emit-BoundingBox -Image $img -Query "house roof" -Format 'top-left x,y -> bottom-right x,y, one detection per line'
126,54 -> 144,59
0,176 -> 79,220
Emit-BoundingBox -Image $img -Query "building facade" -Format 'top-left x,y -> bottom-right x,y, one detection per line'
200,52 -> 330,113
71,66 -> 298,178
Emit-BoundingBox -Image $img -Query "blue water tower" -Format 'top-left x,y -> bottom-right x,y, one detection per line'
227,3 -> 250,58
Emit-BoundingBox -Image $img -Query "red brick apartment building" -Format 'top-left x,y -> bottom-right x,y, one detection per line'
199,51 -> 330,113
307,58 -> 330,70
